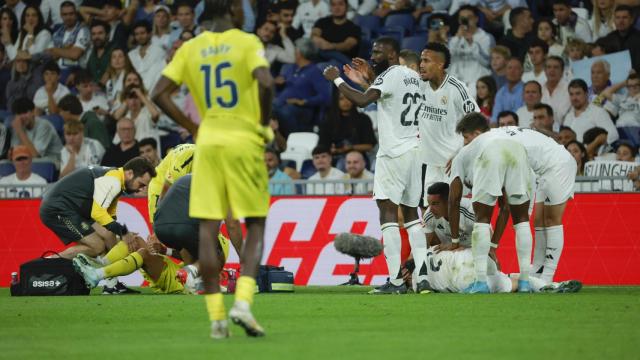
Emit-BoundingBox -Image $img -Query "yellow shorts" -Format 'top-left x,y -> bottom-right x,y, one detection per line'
144,256 -> 185,294
189,143 -> 269,220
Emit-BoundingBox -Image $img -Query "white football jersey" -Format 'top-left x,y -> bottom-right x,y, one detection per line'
450,130 -> 503,189
489,127 -> 572,175
417,74 -> 479,166
424,247 -> 476,293
423,197 -> 475,247
369,65 -> 421,158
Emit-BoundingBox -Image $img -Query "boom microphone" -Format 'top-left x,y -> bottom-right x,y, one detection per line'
334,233 -> 383,259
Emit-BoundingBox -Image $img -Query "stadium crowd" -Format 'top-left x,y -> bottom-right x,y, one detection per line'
0,0 -> 640,199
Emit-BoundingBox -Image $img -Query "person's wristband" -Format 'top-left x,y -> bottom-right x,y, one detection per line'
490,242 -> 498,249
333,78 -> 345,87
451,238 -> 459,244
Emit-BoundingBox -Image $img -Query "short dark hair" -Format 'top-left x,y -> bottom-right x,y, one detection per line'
375,36 -> 400,55
498,111 -> 519,125
458,5 -> 479,17
123,156 -> 157,178
553,0 -> 572,7
546,55 -> 565,71
568,78 -> 588,93
427,182 -> 449,201
103,0 -> 122,9
533,103 -> 554,117
279,1 -> 297,12
312,145 -> 331,156
399,49 -> 420,66
138,137 -> 158,150
201,0 -> 233,19
614,4 -> 634,15
424,42 -> 451,69
90,19 -> 111,34
60,1 -> 76,10
456,112 -> 490,134
559,125 -> 576,135
42,61 -> 60,74
12,98 -> 35,115
265,146 -> 281,162
583,127 -> 608,145
524,80 -> 542,93
617,141 -> 638,158
509,7 -> 529,27
132,20 -> 152,33
57,94 -> 83,115
75,69 -> 92,85
529,38 -> 549,55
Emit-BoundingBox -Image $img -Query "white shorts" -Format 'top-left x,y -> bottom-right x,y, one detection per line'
535,151 -> 577,206
373,148 -> 422,207
472,140 -> 532,206
422,164 -> 450,204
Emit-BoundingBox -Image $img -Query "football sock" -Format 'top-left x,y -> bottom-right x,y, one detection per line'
100,252 -> 144,279
528,276 -> 547,292
235,276 -> 256,305
471,223 -> 491,282
381,222 -> 403,286
104,241 -> 131,265
542,225 -> 564,284
205,293 -> 226,321
514,222 -> 533,282
532,227 -> 547,276
405,219 -> 427,283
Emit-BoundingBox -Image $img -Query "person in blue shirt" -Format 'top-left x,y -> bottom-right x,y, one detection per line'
491,57 -> 524,123
265,147 -> 294,196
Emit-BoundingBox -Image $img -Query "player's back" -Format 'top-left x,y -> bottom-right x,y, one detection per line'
490,127 -> 569,174
162,30 -> 268,147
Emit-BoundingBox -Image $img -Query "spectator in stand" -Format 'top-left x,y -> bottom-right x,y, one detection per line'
0,44 -> 10,110
413,0 -> 451,20
564,79 -> 618,145
558,125 -> 576,146
41,0 -> 80,29
33,61 -> 70,115
522,39 -> 548,85
265,147 -> 295,196
5,56 -> 43,113
542,55 -> 571,126
273,38 -> 330,136
346,0 -> 377,19
616,141 -> 637,162
256,20 -> 295,65
399,49 -> 420,73
602,73 -> 640,127
373,0 -> 413,19
590,0 -> 616,39
448,5 -> 494,92
101,117 -> 138,167
111,70 -> 145,111
101,48 -> 134,107
552,0 -> 592,46
59,120 -> 105,178
490,45 -> 510,90
311,0 -> 361,65
589,60 -> 612,104
498,7 -> 534,62
476,75 -> 497,118
86,20 -> 113,84
113,85 -> 160,144
2,0 -> 25,27
137,137 -> 160,167
516,80 -> 542,127
168,1 -> 199,46
582,127 -> 612,159
531,103 -> 559,140
293,0 -> 329,38
0,8 -> 19,57
536,18 -> 564,58
44,1 -> 89,81
129,20 -> 166,91
4,5 -> 51,61
565,37 -> 587,74
477,0 -> 511,38
151,5 -> 171,54
79,0 -> 128,50
427,13 -> 451,46
277,2 -> 304,42
492,57 -> 524,123
601,5 -> 640,73
129,0 -> 158,24
0,122 -> 7,158
10,98 -> 63,165
57,94 -> 111,149
343,150 -> 373,195
0,145 -> 47,198
565,140 -> 587,175
306,145 -> 345,195
497,110 -> 518,127
75,70 -> 109,116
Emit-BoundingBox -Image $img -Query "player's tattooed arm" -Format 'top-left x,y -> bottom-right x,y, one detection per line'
323,66 -> 380,107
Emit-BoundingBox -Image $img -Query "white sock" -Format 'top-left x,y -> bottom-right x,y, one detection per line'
97,255 -> 109,266
471,223 -> 491,282
542,225 -> 564,284
528,276 -> 548,292
532,227 -> 546,277
405,219 -> 427,283
514,222 -> 533,281
96,268 -> 105,279
381,223 -> 403,286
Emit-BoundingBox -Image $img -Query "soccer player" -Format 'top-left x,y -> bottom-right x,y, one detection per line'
40,157 -> 155,260
323,37 -> 428,295
423,182 -> 475,250
152,0 -> 274,339
417,42 -> 479,209
449,112 -> 534,293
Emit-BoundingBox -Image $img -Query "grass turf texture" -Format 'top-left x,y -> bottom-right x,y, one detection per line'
1,286 -> 639,360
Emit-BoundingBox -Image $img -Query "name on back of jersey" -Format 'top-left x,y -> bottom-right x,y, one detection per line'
200,45 -> 231,58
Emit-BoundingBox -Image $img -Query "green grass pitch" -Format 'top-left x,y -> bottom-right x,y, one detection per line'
1,286 -> 639,360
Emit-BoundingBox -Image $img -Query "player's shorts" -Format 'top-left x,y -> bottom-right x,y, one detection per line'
421,164 -> 450,206
472,140 -> 532,206
144,256 -> 185,294
190,142 -> 269,220
535,151 -> 577,206
39,207 -> 95,245
154,223 -> 199,258
373,147 -> 421,207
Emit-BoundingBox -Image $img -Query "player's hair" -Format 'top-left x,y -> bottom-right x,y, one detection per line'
132,20 -> 152,33
90,20 -> 111,34
456,112 -> 490,134
57,94 -> 83,115
12,98 -> 35,115
552,0 -> 572,7
375,36 -> 400,55
42,61 -> 60,75
583,127 -> 607,145
491,45 -> 511,59
533,103 -> 554,117
614,4 -> 634,15
568,79 -> 588,93
546,55 -> 565,71
424,42 -> 451,69
312,145 -> 331,156
524,80 -> 542,93
509,7 -> 529,27
427,182 -> 449,201
201,0 -> 233,19
138,138 -> 158,150
295,38 -> 318,59
399,49 -> 420,66
529,38 -> 549,55
63,120 -> 84,134
123,156 -> 157,178
498,111 -> 519,126
617,141 -> 638,158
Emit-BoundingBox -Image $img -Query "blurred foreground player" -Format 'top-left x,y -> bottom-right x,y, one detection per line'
152,0 -> 274,338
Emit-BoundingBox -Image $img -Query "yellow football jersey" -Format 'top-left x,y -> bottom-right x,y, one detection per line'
162,29 -> 269,147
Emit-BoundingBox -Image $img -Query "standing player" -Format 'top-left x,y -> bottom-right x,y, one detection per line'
323,37 -> 429,294
417,43 -> 479,215
152,0 -> 274,339
449,112 -> 534,293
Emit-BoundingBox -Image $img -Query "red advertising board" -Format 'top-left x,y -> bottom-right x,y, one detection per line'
1,194 -> 639,287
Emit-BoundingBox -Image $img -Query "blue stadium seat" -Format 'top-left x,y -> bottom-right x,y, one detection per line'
618,127 -> 640,147
384,13 -> 414,35
42,114 -> 64,139
300,159 -> 316,179
417,12 -> 431,31
0,162 -> 14,177
281,159 -> 296,170
402,35 -> 427,53
379,26 -> 404,43
31,161 -> 58,183
354,15 -> 382,38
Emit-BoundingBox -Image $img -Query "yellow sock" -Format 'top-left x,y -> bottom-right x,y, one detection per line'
102,252 -> 144,278
205,293 -> 226,321
235,276 -> 256,305
105,241 -> 131,264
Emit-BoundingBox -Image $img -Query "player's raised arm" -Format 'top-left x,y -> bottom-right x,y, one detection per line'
152,77 -> 198,136
323,66 -> 381,107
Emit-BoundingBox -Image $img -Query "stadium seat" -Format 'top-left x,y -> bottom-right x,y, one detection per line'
280,132 -> 319,172
402,35 -> 426,53
31,161 -> 58,183
379,26 -> 404,44
300,159 -> 316,179
618,127 -> 640,147
42,114 -> 64,139
384,13 -> 414,35
0,161 -> 14,177
417,13 -> 431,31
354,15 -> 382,38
